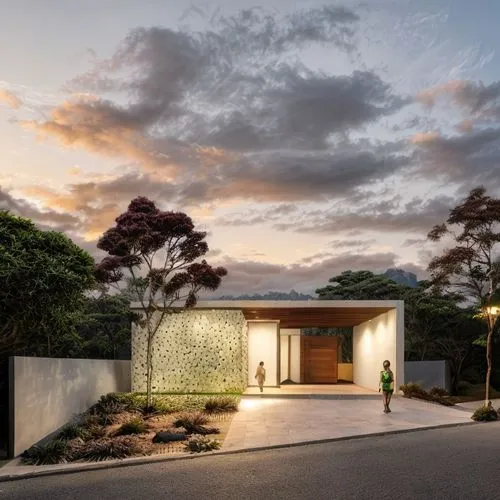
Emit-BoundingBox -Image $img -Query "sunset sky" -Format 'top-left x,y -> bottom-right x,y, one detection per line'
1,0 -> 500,296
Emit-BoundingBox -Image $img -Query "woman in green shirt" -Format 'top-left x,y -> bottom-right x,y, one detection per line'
379,360 -> 394,413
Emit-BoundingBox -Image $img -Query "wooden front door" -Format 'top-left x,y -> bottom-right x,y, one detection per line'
301,336 -> 338,384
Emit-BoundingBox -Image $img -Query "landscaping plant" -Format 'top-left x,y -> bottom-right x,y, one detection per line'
173,413 -> 220,435
115,417 -> 149,436
204,396 -> 239,414
184,435 -> 221,453
21,440 -> 70,466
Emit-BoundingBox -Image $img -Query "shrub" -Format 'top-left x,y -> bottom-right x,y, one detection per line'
75,436 -> 147,462
471,404 -> 498,422
85,425 -> 107,440
429,387 -> 448,398
204,396 -> 239,414
58,423 -> 88,441
173,413 -> 220,435
21,440 -> 70,465
399,383 -> 429,399
115,418 -> 149,436
88,393 -> 127,416
184,435 -> 221,453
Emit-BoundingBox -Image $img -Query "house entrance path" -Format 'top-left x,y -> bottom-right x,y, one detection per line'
222,395 -> 473,451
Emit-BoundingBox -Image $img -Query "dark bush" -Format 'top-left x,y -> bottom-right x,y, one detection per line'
471,404 -> 498,422
173,413 -> 220,435
429,387 -> 449,398
58,423 -> 88,441
88,394 -> 127,416
204,396 -> 239,414
399,383 -> 429,399
75,436 -> 148,462
115,418 -> 149,436
21,440 -> 70,465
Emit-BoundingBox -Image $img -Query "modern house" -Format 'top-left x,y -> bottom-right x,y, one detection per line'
130,300 -> 404,393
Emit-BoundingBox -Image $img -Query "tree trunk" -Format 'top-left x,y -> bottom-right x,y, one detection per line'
146,334 -> 154,407
485,321 -> 493,405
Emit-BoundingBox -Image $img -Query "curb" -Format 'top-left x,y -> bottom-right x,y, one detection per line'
0,421 -> 476,483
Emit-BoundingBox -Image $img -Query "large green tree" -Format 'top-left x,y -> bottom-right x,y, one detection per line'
428,187 -> 500,402
0,211 -> 95,357
76,294 -> 138,360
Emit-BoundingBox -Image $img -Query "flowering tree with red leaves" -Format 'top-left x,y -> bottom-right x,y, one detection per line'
427,187 -> 500,403
95,197 -> 227,405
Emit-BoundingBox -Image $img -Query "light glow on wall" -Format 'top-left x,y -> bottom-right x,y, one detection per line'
247,321 -> 279,386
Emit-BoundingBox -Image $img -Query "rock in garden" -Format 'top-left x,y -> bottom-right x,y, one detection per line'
152,431 -> 187,443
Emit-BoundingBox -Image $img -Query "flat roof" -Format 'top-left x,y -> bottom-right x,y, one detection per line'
131,300 -> 402,328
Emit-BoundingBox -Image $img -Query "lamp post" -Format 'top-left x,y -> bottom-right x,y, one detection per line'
483,304 -> 500,405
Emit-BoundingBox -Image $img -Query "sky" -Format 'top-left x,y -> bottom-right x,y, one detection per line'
1,0 -> 500,296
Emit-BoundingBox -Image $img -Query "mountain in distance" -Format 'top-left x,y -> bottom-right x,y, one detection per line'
383,268 -> 418,288
218,289 -> 314,300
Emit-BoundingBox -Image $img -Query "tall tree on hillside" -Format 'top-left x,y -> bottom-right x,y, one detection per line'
428,187 -> 500,403
94,197 -> 227,406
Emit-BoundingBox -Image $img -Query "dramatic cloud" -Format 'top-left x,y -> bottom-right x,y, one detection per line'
0,88 -> 22,109
22,6 -> 409,210
205,251 -> 425,296
0,187 -> 80,232
273,196 -> 453,235
417,79 -> 500,117
410,128 -> 500,188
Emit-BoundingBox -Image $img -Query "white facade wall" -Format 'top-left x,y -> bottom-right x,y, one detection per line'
247,321 -> 279,386
352,305 -> 404,391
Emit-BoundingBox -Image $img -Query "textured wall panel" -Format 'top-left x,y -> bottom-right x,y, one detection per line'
132,310 -> 247,393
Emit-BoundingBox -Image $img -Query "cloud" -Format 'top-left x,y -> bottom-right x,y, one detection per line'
410,127 -> 500,188
273,195 -> 453,235
205,251 -> 424,296
21,6 -> 409,211
417,79 -> 500,116
0,187 -> 80,232
0,88 -> 22,109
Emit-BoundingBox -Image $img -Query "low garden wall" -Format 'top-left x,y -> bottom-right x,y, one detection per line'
9,356 -> 131,457
404,360 -> 451,393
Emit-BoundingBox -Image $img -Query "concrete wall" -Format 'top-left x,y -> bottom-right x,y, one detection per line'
352,305 -> 404,392
247,321 -> 279,386
405,361 -> 451,393
132,309 -> 247,393
9,357 -> 130,457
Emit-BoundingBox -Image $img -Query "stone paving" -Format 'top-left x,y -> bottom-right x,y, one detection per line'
222,395 -> 473,451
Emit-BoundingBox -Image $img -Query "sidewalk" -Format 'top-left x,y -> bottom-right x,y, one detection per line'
222,395 -> 473,451
0,396 -> 474,482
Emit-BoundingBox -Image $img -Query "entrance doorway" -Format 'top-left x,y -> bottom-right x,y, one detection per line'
300,336 -> 338,383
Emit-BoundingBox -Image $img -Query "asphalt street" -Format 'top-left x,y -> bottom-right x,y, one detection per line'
2,423 -> 500,500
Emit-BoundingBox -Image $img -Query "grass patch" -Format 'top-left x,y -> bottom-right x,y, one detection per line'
454,383 -> 500,403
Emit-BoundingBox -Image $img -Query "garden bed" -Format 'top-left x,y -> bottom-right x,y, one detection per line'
20,393 -> 240,466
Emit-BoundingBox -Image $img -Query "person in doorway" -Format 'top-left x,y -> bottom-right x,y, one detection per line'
255,361 -> 266,392
379,360 -> 394,413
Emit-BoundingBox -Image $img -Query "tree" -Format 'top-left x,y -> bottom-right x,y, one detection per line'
94,197 -> 227,406
428,187 -> 500,403
316,270 -> 404,300
76,294 -> 138,360
0,211 -> 95,357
